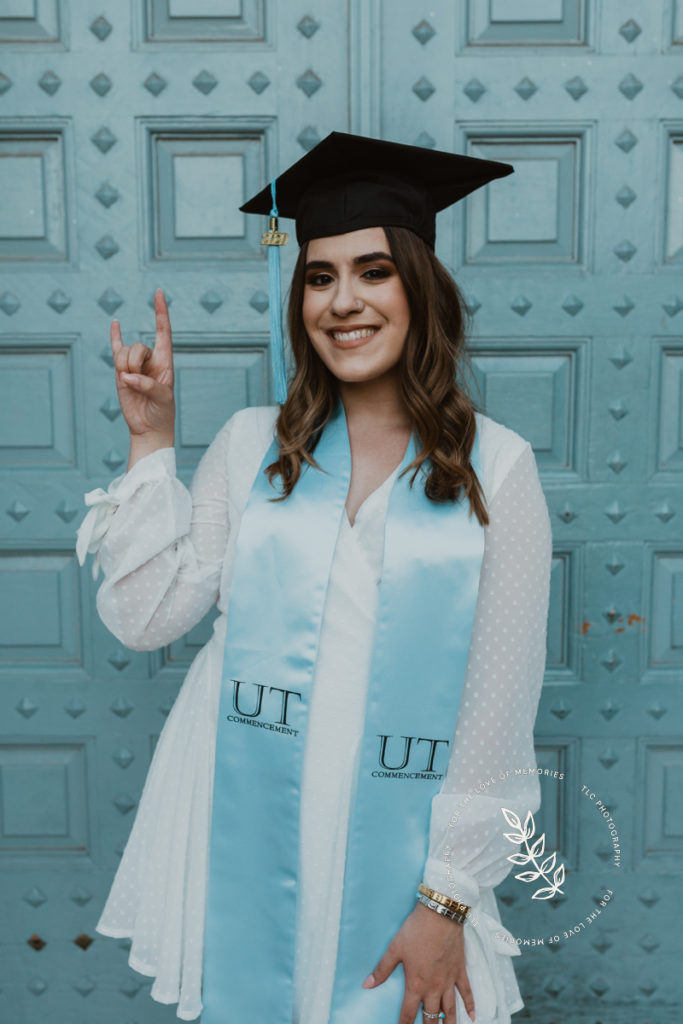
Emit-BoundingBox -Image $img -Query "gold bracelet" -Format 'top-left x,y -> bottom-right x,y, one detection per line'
417,882 -> 471,919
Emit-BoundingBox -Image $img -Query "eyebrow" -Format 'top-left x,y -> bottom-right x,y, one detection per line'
304,251 -> 395,271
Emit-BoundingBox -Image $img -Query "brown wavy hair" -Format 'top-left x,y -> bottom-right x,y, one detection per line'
264,224 -> 489,526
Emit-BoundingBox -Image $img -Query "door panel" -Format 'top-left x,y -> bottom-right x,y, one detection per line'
0,3 -> 349,1021
379,1 -> 681,1019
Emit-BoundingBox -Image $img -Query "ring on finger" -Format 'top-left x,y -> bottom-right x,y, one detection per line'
421,1012 -> 444,1020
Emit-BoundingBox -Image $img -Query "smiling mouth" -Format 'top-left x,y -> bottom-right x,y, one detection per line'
328,326 -> 380,348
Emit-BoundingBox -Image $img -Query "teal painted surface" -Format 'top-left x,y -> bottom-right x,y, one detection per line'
379,3 -> 683,1020
0,1 -> 680,1021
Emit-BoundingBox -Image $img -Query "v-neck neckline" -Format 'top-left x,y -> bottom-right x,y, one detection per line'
344,463 -> 401,530
338,402 -> 416,531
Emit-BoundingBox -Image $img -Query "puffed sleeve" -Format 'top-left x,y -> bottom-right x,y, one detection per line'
421,442 -> 552,996
75,415 -> 235,651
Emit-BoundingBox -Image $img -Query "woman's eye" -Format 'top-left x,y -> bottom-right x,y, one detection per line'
306,268 -> 389,286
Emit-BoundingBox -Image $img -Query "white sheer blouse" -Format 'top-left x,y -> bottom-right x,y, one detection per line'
75,405 -> 552,1024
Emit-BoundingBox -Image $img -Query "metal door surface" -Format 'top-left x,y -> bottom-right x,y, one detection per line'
0,3 -> 349,1021
376,3 -> 680,1021
0,2 -> 680,1022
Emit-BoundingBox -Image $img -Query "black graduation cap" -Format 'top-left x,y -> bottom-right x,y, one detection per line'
239,131 -> 514,402
241,130 -> 514,249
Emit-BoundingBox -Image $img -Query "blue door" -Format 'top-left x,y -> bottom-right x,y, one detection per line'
378,2 -> 681,1018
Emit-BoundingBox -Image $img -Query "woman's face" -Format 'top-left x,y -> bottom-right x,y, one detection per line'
301,226 -> 411,385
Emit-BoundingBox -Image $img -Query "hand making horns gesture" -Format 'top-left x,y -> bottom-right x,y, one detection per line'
111,288 -> 176,438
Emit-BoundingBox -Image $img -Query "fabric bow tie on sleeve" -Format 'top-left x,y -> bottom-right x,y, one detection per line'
75,459 -> 211,585
76,484 -> 125,581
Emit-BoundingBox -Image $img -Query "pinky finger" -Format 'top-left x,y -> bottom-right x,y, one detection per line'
455,981 -> 475,1023
110,319 -> 123,354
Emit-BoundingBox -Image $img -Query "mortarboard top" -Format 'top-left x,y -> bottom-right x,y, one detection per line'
239,131 -> 515,402
240,131 -> 514,249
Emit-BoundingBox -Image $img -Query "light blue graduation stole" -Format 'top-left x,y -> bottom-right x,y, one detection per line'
202,397 -> 485,1024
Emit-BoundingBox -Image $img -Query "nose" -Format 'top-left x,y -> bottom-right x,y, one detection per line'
330,274 -> 362,318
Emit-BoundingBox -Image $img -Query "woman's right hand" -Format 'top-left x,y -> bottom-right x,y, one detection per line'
111,288 -> 176,439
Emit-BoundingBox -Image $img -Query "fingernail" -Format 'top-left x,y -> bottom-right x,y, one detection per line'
469,1012 -> 476,1022
361,973 -> 375,988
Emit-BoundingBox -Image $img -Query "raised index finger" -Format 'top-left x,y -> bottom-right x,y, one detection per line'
153,288 -> 173,364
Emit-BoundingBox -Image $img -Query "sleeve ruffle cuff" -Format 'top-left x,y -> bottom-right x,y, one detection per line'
422,858 -> 521,1022
75,447 -> 176,580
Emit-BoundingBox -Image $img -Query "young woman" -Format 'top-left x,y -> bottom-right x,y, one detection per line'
76,134 -> 552,1024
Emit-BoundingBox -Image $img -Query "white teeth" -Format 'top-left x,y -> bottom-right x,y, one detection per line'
331,327 -> 378,341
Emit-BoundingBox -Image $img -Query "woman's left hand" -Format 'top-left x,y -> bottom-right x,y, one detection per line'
361,901 -> 476,1024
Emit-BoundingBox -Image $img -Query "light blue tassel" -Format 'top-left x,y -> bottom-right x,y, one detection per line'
267,178 -> 288,404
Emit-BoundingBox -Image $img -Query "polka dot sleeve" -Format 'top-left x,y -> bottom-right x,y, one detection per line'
75,416 -> 235,651
421,441 -> 553,909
